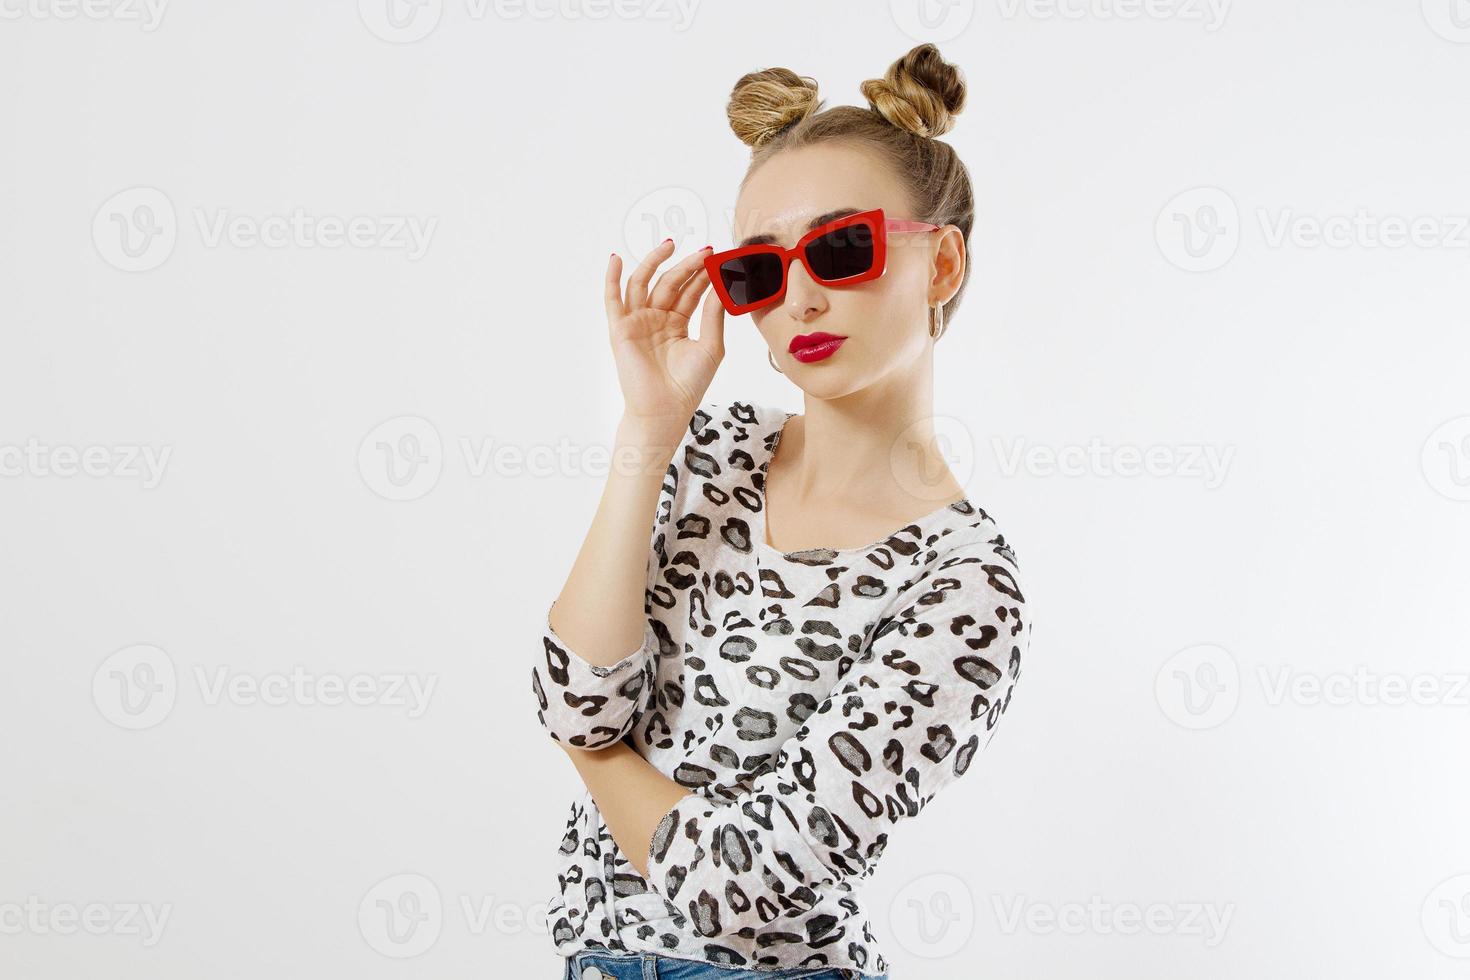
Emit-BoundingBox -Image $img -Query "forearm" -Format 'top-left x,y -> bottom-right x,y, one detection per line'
547,413 -> 683,668
558,739 -> 690,878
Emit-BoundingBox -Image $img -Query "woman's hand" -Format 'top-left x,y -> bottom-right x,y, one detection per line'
605,240 -> 726,437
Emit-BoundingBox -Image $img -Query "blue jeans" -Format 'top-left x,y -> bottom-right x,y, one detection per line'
563,948 -> 887,980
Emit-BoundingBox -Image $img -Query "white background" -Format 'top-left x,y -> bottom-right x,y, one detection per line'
2,1 -> 1469,978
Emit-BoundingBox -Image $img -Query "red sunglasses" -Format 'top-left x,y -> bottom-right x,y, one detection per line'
703,207 -> 941,316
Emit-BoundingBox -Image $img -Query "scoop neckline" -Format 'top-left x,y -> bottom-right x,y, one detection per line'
754,408 -> 974,561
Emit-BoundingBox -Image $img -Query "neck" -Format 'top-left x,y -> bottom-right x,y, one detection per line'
777,358 -> 968,508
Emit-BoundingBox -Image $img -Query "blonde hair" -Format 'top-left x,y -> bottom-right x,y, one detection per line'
723,43 -> 974,339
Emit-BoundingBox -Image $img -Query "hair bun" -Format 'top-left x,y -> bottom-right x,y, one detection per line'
726,67 -> 822,149
860,43 -> 966,138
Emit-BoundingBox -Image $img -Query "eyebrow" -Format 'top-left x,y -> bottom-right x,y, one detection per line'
737,207 -> 863,248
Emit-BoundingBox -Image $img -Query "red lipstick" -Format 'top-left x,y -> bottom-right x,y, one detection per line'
788,332 -> 847,363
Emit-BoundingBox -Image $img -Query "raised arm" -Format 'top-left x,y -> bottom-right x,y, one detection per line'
529,239 -> 726,748
530,415 -> 680,747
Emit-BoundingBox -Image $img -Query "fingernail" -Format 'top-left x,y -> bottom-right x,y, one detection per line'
702,245 -> 713,251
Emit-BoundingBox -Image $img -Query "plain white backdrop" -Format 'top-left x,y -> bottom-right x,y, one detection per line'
2,1 -> 1468,977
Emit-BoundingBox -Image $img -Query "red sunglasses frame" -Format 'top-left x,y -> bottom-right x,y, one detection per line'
702,207 -> 941,316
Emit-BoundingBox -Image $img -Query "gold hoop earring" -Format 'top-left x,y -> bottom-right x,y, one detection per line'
768,349 -> 783,374
930,303 -> 946,341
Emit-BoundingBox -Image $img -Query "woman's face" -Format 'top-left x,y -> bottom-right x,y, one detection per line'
732,142 -> 962,398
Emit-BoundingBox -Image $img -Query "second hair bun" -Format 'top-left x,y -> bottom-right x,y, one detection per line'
860,43 -> 967,138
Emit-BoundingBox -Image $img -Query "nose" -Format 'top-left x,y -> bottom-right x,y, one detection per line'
782,258 -> 824,321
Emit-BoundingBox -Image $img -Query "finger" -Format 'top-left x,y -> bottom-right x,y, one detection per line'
694,285 -> 726,362
649,245 -> 713,311
604,252 -> 626,324
672,263 -> 711,321
626,239 -> 674,310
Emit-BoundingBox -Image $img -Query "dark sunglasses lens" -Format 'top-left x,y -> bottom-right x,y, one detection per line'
719,253 -> 784,308
805,221 -> 876,281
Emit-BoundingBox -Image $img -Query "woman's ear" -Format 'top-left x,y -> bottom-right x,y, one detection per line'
929,225 -> 966,304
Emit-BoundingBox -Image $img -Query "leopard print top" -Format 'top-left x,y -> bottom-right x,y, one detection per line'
531,399 -> 1030,976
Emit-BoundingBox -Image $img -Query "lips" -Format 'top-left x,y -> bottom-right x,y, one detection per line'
788,332 -> 848,363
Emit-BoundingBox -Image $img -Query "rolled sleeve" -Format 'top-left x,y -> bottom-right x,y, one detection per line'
642,535 -> 1030,939
530,599 -> 658,748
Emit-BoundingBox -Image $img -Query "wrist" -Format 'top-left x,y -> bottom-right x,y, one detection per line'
613,415 -> 682,476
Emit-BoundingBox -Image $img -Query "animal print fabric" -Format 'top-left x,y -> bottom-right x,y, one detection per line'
531,399 -> 1030,977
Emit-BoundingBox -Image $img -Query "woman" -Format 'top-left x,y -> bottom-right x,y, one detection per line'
531,43 -> 1031,979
